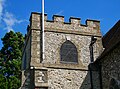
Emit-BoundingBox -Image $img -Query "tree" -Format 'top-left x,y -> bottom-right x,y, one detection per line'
0,31 -> 24,89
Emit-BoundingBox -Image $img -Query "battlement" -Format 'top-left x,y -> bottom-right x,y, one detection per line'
29,12 -> 101,36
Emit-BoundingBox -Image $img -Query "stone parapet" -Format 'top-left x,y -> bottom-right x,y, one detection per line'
30,12 -> 101,37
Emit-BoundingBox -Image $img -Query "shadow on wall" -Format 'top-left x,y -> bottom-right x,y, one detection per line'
20,69 -> 35,89
79,71 -> 91,89
79,64 -> 101,89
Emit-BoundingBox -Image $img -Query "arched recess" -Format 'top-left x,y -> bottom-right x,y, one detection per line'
60,40 -> 78,63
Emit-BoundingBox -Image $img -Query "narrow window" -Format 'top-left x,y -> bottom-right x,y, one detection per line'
60,40 -> 78,63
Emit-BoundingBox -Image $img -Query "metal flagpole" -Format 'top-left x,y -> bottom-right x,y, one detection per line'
42,0 -> 45,61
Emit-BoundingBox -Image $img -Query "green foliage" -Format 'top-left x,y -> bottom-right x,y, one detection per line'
0,74 -> 7,89
0,31 -> 24,89
8,76 -> 21,89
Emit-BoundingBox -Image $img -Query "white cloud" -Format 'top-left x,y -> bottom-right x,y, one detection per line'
3,12 -> 28,32
0,0 -> 28,32
0,0 -> 5,22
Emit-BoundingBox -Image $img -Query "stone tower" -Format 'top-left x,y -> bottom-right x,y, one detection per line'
21,12 -> 103,89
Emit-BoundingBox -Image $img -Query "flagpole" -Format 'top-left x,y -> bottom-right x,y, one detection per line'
42,0 -> 45,61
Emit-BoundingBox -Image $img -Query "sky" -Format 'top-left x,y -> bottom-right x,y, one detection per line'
0,0 -> 120,49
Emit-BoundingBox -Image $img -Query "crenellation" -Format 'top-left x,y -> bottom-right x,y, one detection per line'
30,13 -> 40,22
53,15 -> 64,23
29,12 -> 101,36
69,17 -> 81,25
30,12 -> 47,21
30,12 -> 100,28
86,19 -> 100,28
30,12 -> 47,29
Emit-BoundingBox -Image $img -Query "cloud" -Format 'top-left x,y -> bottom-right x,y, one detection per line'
55,10 -> 64,15
3,12 -> 28,32
0,0 -> 28,32
0,0 -> 5,22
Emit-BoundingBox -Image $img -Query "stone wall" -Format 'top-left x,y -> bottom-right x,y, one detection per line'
34,68 -> 102,89
21,12 -> 103,89
21,27 -> 31,89
48,69 -> 89,89
30,12 -> 103,68
101,43 -> 120,89
34,68 -> 91,89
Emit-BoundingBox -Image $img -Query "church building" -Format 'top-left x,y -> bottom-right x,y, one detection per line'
20,12 -> 120,89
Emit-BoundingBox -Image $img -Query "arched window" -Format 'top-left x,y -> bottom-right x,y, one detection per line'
60,40 -> 78,63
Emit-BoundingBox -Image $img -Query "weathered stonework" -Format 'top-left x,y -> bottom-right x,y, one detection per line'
101,43 -> 120,89
48,69 -> 89,89
21,12 -> 103,89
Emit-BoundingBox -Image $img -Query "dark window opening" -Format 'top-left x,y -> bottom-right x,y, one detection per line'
60,40 -> 78,63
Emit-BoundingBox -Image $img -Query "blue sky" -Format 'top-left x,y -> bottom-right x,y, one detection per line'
0,0 -> 120,49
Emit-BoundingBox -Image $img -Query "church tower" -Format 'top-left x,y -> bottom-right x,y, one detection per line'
21,12 -> 103,89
